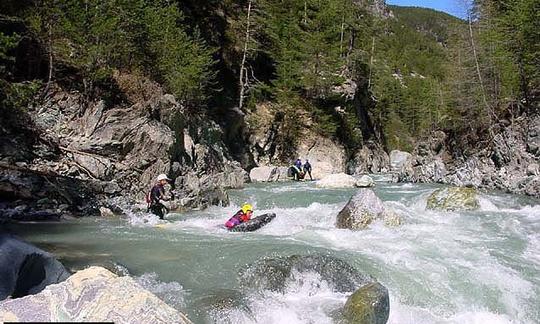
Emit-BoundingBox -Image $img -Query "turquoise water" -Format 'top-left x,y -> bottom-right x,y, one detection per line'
6,176 -> 540,323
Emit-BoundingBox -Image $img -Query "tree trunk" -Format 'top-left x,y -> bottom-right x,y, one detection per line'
238,0 -> 253,111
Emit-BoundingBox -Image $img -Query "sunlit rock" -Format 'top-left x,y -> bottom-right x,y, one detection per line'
316,173 -> 361,188
336,189 -> 403,230
426,187 -> 480,211
0,266 -> 192,324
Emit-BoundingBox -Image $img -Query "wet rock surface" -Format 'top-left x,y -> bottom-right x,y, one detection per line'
426,187 -> 480,211
0,234 -> 70,301
397,118 -> 540,198
241,255 -> 373,294
0,266 -> 192,323
342,282 -> 390,324
336,189 -> 402,230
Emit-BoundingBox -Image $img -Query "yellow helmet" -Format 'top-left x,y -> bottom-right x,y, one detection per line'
241,204 -> 253,213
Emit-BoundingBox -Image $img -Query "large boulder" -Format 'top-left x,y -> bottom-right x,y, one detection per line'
0,234 -> 70,300
0,266 -> 192,323
336,189 -> 402,230
343,282 -> 390,324
357,175 -> 375,188
316,173 -> 363,188
249,166 -> 289,182
426,187 -> 480,211
389,150 -> 412,173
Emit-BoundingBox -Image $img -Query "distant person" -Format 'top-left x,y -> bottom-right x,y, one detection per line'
147,174 -> 171,220
294,158 -> 302,170
303,159 -> 313,180
225,204 -> 253,229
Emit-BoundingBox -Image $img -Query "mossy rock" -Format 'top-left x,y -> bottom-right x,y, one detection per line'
343,282 -> 390,324
426,187 -> 479,211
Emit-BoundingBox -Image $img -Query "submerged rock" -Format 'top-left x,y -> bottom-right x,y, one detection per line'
336,189 -> 402,230
343,282 -> 390,324
0,234 -> 70,301
426,187 -> 480,211
0,266 -> 192,323
241,255 -> 372,294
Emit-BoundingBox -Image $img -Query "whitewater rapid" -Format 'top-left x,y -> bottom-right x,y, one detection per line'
11,177 -> 540,323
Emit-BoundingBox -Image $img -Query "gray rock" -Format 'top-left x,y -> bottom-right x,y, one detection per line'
357,175 -> 375,188
389,150 -> 412,172
336,189 -> 385,229
249,166 -> 289,182
0,266 -> 192,323
0,234 -> 70,300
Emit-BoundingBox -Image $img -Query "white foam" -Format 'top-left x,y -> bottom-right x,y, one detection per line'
134,272 -> 187,310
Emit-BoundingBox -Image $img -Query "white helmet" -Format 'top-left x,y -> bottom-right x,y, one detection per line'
157,174 -> 171,182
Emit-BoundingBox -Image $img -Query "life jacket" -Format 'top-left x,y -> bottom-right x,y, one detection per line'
225,210 -> 250,228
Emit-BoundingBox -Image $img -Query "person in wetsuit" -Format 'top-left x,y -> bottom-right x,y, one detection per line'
148,174 -> 171,219
303,159 -> 313,181
225,204 -> 253,229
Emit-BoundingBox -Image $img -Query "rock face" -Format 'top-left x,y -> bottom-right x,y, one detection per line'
348,142 -> 390,174
1,76 -> 247,219
296,136 -> 347,179
316,173 -> 362,188
336,189 -> 402,229
343,282 -> 390,324
249,166 -> 290,182
0,266 -> 192,323
389,150 -> 412,173
0,234 -> 70,300
397,117 -> 540,198
426,187 -> 480,211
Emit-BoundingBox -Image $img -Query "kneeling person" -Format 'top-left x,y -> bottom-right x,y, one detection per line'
225,204 -> 253,229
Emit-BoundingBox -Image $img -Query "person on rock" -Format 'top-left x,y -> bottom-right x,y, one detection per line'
294,158 -> 302,170
225,204 -> 253,229
147,174 -> 172,220
303,159 -> 313,181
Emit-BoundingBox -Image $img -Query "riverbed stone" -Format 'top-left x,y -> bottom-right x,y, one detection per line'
249,166 -> 289,182
426,187 -> 480,211
343,282 -> 390,324
357,175 -> 375,188
336,189 -> 385,230
316,173 -> 361,188
0,266 -> 192,323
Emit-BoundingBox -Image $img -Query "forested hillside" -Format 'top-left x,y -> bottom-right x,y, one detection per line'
1,0 -> 539,194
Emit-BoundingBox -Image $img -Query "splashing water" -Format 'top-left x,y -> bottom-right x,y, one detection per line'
8,179 -> 540,323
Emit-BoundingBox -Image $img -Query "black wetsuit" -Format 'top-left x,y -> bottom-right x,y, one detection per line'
149,184 -> 168,219
303,162 -> 313,180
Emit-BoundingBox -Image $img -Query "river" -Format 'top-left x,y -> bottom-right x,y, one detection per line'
6,176 -> 540,324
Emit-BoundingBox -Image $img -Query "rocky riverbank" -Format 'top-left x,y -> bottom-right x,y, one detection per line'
1,75 -> 248,222
391,116 -> 540,198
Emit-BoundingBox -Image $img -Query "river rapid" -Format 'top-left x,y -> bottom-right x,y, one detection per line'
6,176 -> 540,324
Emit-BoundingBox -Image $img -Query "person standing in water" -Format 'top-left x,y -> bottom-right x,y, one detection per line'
148,174 -> 171,220
225,204 -> 253,229
303,159 -> 313,181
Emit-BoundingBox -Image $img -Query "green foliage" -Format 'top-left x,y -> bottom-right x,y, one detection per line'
0,32 -> 20,76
